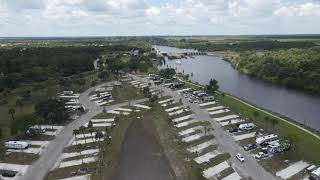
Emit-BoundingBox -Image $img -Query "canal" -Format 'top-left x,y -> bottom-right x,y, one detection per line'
156,45 -> 320,131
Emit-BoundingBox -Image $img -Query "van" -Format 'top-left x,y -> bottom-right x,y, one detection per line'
5,141 -> 29,150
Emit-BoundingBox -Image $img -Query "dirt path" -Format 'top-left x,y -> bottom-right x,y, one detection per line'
114,119 -> 176,180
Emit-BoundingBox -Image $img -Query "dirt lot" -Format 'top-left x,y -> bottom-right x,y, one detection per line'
114,118 -> 176,180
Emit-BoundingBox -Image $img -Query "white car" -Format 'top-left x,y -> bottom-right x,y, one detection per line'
255,152 -> 269,159
236,153 -> 245,162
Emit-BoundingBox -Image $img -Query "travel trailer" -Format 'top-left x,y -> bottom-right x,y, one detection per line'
5,141 -> 29,150
256,134 -> 278,145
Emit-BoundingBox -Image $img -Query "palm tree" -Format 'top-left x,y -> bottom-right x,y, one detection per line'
95,131 -> 104,142
73,129 -> 80,145
88,128 -> 95,142
8,108 -> 15,121
79,125 -> 87,144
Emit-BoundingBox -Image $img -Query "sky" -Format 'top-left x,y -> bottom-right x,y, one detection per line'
0,0 -> 319,37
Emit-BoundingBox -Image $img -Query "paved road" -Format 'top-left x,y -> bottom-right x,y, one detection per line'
130,74 -> 278,180
21,82 -> 148,180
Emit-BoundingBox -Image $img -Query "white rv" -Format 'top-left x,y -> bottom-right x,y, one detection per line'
256,134 -> 278,145
310,167 -> 320,180
5,141 -> 29,149
238,123 -> 255,131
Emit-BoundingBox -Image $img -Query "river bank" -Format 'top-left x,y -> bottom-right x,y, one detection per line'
177,77 -> 320,164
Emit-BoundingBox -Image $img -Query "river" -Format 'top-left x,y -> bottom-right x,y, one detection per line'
155,45 -> 320,131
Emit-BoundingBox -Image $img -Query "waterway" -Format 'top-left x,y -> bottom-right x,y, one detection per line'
156,45 -> 320,131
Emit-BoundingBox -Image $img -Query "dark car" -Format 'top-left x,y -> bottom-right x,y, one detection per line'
244,143 -> 257,151
229,128 -> 239,133
1,170 -> 16,177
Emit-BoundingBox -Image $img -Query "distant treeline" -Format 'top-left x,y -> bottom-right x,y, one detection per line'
153,38 -> 317,51
0,47 -> 99,89
228,48 -> 320,93
0,41 -> 150,90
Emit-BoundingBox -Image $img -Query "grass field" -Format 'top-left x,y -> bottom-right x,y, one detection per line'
216,93 -> 320,164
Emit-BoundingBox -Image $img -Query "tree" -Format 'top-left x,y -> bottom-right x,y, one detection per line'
205,78 -> 219,94
47,112 -> 55,130
95,131 -> 104,145
158,68 -> 176,79
8,108 -> 15,122
35,98 -> 67,124
88,128 -> 95,142
142,87 -> 151,98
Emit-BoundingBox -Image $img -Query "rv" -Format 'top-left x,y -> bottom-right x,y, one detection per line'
310,167 -> 320,180
266,142 -> 290,153
256,134 -> 278,145
5,141 -> 29,150
202,96 -> 214,102
238,123 -> 255,131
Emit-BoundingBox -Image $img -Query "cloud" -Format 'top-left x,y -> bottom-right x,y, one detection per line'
0,0 -> 319,36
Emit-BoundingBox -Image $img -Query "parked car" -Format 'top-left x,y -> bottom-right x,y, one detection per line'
0,170 -> 16,177
255,152 -> 269,159
244,143 -> 257,151
236,153 -> 245,162
229,127 -> 239,133
238,123 -> 255,131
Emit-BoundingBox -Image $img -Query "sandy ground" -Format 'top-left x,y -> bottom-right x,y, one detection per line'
233,132 -> 256,141
221,172 -> 242,180
213,115 -> 239,122
114,119 -> 176,180
158,98 -> 173,104
178,126 -> 203,136
116,108 -> 133,112
90,118 -> 114,123
202,161 -> 230,179
133,104 -> 151,109
175,119 -> 198,128
206,106 -> 225,112
194,151 -> 220,164
58,174 -> 91,180
61,149 -> 99,159
209,109 -> 230,115
187,140 -> 216,153
276,161 -> 309,179
199,101 -> 216,107
181,133 -> 204,143
168,109 -> 190,116
172,115 -> 193,123
220,119 -> 245,126
59,157 -> 97,168
165,106 -> 185,112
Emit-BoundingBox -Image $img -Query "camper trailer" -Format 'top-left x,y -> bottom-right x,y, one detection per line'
256,134 -> 278,145
5,141 -> 29,150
